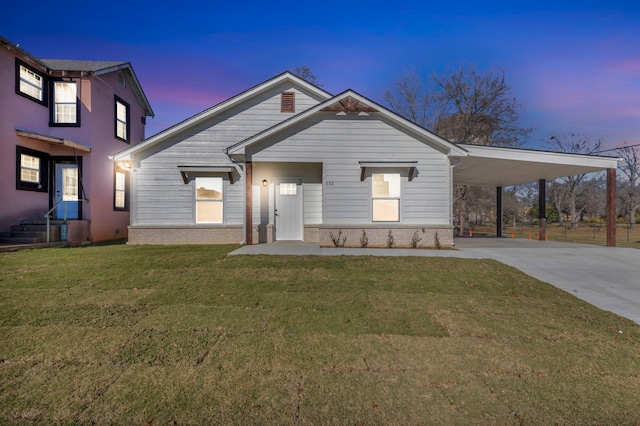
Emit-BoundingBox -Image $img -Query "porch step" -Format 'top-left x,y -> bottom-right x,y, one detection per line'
0,236 -> 44,244
0,222 -> 63,244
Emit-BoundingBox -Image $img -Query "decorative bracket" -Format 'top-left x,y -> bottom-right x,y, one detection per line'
320,96 -> 378,113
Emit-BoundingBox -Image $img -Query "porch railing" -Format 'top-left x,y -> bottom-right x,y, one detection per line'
44,199 -> 89,243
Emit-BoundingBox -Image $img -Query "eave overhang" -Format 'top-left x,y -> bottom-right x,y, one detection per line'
16,127 -> 91,152
453,143 -> 620,187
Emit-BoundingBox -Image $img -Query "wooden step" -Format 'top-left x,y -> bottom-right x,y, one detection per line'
0,236 -> 43,244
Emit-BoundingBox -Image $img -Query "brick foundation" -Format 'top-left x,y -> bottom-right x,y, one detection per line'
319,225 -> 453,248
128,225 -> 243,245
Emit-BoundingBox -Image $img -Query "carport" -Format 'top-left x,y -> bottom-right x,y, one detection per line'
450,144 -> 621,246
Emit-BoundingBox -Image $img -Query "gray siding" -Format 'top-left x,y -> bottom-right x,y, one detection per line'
249,114 -> 451,225
304,183 -> 323,224
133,83 -> 324,225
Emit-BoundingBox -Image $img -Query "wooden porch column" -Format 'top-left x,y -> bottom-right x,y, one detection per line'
538,179 -> 546,241
245,161 -> 253,245
496,187 -> 503,238
607,168 -> 616,247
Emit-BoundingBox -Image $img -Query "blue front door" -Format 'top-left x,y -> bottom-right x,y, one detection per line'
54,163 -> 79,219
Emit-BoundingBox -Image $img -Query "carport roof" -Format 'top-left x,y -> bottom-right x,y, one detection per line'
452,144 -> 620,187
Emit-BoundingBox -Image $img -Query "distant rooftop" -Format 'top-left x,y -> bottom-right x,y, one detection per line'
41,59 -> 128,73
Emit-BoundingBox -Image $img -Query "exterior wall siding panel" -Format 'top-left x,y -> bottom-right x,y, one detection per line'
133,84 -> 323,226
250,115 -> 451,226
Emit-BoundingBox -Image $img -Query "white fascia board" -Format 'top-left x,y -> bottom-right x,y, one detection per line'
461,144 -> 620,169
112,72 -> 332,161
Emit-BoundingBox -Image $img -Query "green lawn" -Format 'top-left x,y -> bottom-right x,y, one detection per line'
1,244 -> 639,424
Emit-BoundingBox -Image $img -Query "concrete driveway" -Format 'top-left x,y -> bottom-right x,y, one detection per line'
230,238 -> 640,325
455,238 -> 640,324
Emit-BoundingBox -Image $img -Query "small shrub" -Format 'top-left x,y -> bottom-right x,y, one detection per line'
410,228 -> 426,248
434,232 -> 442,249
329,230 -> 346,248
360,230 -> 369,248
387,230 -> 395,248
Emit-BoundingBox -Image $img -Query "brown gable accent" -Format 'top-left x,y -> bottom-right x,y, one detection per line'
320,95 -> 378,113
281,92 -> 295,113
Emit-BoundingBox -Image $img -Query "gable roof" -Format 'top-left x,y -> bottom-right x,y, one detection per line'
226,89 -> 468,157
0,35 -> 153,117
111,71 -> 332,161
41,59 -> 154,117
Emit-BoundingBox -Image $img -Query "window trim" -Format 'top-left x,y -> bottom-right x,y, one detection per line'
15,59 -> 48,106
50,80 -> 80,127
371,172 -> 401,222
16,146 -> 49,192
114,95 -> 130,142
113,166 -> 130,211
194,176 -> 224,224
281,91 -> 295,113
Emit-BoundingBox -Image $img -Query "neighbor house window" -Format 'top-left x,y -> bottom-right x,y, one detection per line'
372,173 -> 400,222
281,91 -> 295,113
16,60 -> 47,105
118,70 -> 126,88
114,167 -> 130,211
51,81 -> 79,126
115,96 -> 130,141
16,146 -> 49,192
195,177 -> 223,223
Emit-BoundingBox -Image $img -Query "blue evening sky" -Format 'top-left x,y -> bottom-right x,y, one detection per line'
2,1 -> 638,149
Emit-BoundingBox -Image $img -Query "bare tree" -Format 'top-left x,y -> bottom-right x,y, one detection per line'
548,180 -> 568,225
385,64 -> 531,146
385,64 -> 531,235
616,144 -> 640,228
432,65 -> 531,147
293,66 -> 323,88
546,133 -> 603,230
384,69 -> 434,128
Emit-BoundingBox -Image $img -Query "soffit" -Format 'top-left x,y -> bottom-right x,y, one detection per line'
453,144 -> 619,187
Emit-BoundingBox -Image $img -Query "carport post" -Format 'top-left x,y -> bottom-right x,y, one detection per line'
496,187 -> 503,237
539,179 -> 546,241
607,168 -> 616,247
245,161 -> 253,245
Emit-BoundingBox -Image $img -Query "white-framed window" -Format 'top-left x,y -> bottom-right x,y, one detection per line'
195,177 -> 223,223
114,168 -> 129,210
52,81 -> 78,125
115,96 -> 130,141
372,173 -> 400,222
16,60 -> 47,104
21,154 -> 40,183
16,146 -> 49,192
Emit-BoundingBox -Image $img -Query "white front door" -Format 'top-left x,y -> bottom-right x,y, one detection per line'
275,181 -> 303,241
54,163 -> 79,219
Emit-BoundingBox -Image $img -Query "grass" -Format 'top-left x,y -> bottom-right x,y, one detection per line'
472,223 -> 640,249
1,244 -> 639,424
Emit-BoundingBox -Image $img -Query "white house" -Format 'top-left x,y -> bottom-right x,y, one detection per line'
112,72 -> 620,248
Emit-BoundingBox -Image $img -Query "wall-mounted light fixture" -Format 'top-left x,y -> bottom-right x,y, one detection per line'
262,179 -> 268,187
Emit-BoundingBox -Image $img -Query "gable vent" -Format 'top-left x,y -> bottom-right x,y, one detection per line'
281,91 -> 295,113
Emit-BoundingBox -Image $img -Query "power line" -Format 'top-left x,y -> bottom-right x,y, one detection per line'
594,142 -> 640,154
